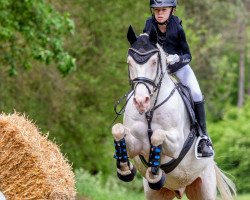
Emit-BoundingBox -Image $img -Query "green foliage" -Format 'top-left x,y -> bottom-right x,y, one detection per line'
0,0 -> 75,75
0,0 -> 250,195
210,101 -> 250,193
179,1 -> 241,119
237,194 -> 250,200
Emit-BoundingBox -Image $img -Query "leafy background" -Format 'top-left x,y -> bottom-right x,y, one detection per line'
0,0 -> 249,198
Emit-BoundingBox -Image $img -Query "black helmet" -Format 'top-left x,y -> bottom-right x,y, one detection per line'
150,0 -> 177,8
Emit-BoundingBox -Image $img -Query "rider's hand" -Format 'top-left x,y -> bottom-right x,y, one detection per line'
166,54 -> 180,65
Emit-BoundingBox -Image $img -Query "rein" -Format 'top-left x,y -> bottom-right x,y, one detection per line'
110,47 -> 164,127
110,89 -> 134,128
111,44 -> 197,175
139,82 -> 198,174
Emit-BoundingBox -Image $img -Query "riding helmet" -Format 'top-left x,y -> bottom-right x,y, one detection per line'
150,0 -> 177,8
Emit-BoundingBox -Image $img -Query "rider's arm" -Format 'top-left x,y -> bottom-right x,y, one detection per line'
178,27 -> 192,65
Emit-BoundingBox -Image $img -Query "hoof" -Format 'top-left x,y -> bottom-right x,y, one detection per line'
148,173 -> 166,190
117,165 -> 137,182
146,168 -> 166,190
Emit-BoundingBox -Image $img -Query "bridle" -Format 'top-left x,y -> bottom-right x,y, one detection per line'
128,47 -> 165,97
111,39 -> 196,176
128,44 -> 180,175
111,35 -> 197,176
111,42 -> 178,128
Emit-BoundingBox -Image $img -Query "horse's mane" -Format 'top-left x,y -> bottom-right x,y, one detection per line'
156,43 -> 167,73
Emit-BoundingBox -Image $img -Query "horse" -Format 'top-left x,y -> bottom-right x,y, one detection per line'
111,26 -> 236,200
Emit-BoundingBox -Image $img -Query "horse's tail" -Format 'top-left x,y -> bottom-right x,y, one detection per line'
214,163 -> 237,200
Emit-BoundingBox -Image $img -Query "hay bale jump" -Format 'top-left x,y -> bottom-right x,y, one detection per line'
0,113 -> 76,199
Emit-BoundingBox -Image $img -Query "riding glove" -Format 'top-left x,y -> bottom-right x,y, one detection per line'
166,54 -> 180,65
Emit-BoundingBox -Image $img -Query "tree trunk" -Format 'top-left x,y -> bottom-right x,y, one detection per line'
248,66 -> 250,96
248,46 -> 250,96
245,1 -> 250,96
237,22 -> 245,108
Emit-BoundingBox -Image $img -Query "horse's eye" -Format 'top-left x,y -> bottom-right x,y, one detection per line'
152,61 -> 157,66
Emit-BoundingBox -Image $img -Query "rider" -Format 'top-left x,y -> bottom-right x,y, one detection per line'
143,0 -> 214,158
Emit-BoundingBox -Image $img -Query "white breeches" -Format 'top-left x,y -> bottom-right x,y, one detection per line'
174,64 -> 203,102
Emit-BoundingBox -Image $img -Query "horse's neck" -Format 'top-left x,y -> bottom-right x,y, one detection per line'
153,69 -> 190,130
154,44 -> 179,103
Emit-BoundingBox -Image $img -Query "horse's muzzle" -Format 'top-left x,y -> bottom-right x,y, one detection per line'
133,96 -> 150,113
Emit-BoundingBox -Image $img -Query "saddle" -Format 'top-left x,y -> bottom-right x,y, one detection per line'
171,76 -> 203,136
176,83 -> 196,126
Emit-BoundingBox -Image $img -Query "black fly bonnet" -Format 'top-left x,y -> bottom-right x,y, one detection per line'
127,26 -> 164,96
128,34 -> 159,64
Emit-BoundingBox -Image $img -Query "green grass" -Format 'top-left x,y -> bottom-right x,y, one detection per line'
237,194 -> 250,200
76,169 -> 144,200
76,169 -> 249,200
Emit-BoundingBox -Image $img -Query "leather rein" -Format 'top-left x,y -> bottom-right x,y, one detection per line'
111,47 -> 196,174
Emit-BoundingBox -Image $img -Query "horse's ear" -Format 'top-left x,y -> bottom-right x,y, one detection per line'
149,27 -> 158,44
127,25 -> 137,45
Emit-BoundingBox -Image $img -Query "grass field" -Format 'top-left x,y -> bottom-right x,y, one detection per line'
76,169 -> 249,200
236,194 -> 250,200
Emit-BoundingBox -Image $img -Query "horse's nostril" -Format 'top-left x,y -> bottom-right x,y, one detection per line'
133,97 -> 150,107
145,97 -> 150,104
133,98 -> 138,106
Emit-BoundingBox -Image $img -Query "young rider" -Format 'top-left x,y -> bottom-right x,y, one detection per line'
143,0 -> 214,158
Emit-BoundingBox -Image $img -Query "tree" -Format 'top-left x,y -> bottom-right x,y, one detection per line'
244,0 -> 250,96
236,0 -> 248,108
237,20 -> 246,108
0,0 -> 76,76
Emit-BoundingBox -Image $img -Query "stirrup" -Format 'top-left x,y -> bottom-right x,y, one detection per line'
194,136 -> 214,159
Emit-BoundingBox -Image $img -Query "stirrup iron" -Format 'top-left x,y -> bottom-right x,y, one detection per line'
194,136 -> 214,159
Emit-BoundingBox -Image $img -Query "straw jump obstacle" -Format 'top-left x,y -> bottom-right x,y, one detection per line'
0,113 -> 76,199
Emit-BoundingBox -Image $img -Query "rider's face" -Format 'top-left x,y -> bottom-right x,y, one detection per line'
153,7 -> 172,24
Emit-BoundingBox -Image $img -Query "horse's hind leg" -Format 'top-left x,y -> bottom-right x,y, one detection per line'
143,178 -> 175,200
186,162 -> 217,200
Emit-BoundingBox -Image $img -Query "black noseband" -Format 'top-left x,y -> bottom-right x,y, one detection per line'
130,77 -> 157,96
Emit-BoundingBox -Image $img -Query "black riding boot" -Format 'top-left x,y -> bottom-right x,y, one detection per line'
194,100 -> 214,158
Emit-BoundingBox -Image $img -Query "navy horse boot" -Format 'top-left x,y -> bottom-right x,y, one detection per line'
114,138 -> 137,182
147,145 -> 166,190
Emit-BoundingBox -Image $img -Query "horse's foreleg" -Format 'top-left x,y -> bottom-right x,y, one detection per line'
144,128 -> 182,190
144,129 -> 169,190
112,123 -> 141,182
152,129 -> 181,159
